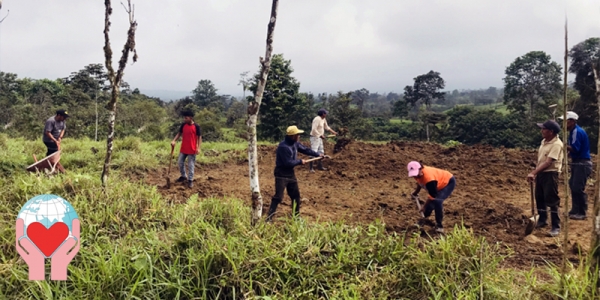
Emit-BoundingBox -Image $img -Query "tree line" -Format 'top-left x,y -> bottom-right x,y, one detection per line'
1,37 -> 599,151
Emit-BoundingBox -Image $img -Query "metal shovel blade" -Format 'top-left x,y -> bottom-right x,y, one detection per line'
525,215 -> 539,236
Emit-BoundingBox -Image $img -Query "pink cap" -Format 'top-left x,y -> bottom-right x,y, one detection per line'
407,161 -> 421,177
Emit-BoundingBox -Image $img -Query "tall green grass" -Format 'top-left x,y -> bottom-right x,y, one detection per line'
0,137 -> 598,299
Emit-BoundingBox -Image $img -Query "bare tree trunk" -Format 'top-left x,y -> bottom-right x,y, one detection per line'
95,91 -> 98,142
560,20 -> 570,293
426,123 -> 430,142
101,0 -> 138,187
248,0 -> 279,225
590,61 -> 600,279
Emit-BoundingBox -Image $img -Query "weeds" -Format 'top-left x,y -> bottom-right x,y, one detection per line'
0,137 -> 598,299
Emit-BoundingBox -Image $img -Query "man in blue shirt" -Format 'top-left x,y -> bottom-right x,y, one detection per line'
559,111 -> 592,220
266,125 -> 328,222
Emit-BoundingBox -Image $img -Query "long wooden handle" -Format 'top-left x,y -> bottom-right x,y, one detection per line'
305,157 -> 324,163
168,145 -> 175,175
413,196 -> 425,218
530,181 -> 535,217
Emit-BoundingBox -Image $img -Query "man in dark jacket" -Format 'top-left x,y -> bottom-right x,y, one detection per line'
266,125 -> 328,221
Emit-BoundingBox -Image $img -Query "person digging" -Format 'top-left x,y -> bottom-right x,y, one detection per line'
408,161 -> 456,233
171,110 -> 202,188
309,108 -> 337,172
528,120 -> 564,237
267,125 -> 329,222
42,109 -> 69,174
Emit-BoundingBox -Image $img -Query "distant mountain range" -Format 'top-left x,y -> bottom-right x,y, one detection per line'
140,89 -> 245,102
139,89 -> 191,101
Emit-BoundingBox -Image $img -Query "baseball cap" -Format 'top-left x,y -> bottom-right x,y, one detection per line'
536,120 -> 560,134
407,161 -> 422,177
56,109 -> 70,118
557,111 -> 578,121
318,108 -> 328,116
286,125 -> 304,136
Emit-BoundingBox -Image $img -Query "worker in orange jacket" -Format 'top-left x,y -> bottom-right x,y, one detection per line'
407,161 -> 456,233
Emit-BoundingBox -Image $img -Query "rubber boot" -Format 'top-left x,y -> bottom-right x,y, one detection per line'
317,160 -> 327,171
266,199 -> 280,222
309,162 -> 315,173
536,210 -> 548,228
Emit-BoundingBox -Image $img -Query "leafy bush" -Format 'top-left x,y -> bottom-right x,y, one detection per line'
444,106 -> 539,148
444,140 -> 462,147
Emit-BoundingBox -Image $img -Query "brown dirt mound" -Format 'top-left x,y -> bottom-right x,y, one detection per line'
142,140 -> 594,269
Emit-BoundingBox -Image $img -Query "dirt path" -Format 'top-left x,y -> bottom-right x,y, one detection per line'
142,140 -> 594,269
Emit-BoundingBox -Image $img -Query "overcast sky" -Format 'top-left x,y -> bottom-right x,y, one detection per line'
0,0 -> 599,99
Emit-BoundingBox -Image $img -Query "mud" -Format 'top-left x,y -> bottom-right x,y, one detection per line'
142,140 -> 594,269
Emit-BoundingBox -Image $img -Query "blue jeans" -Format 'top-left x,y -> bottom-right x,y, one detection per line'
178,153 -> 196,181
424,176 -> 456,228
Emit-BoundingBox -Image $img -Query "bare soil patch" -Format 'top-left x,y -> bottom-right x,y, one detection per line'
142,140 -> 594,269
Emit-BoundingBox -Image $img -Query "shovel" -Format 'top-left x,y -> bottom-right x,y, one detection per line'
525,181 -> 538,235
166,144 -> 175,188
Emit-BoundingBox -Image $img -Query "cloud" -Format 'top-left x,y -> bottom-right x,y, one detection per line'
0,0 -> 598,98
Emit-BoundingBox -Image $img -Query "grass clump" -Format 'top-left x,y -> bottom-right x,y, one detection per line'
0,137 -> 599,299
0,171 -> 592,299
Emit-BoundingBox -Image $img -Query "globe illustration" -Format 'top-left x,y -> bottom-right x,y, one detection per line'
17,194 -> 79,240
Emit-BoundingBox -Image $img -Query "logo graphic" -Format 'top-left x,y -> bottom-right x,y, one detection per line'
15,194 -> 80,281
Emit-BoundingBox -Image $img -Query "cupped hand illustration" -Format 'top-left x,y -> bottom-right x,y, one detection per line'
15,218 -> 45,280
51,218 -> 80,280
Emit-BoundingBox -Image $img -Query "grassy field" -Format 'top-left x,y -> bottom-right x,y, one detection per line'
389,118 -> 413,125
0,135 -> 598,299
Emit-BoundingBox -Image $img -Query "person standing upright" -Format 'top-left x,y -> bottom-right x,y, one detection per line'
42,109 -> 69,173
171,111 -> 202,188
528,120 -> 564,237
558,111 -> 592,220
309,109 -> 337,172
267,125 -> 327,221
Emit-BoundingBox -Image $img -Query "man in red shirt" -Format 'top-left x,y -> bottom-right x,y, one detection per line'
171,111 -> 202,188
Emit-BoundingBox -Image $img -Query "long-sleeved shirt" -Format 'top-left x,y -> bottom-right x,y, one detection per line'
568,125 -> 591,160
310,116 -> 331,137
274,136 -> 320,177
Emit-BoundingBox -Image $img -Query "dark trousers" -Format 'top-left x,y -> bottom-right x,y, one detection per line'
535,172 -> 560,229
424,176 -> 456,228
267,176 -> 301,220
569,160 -> 593,216
44,141 -> 59,157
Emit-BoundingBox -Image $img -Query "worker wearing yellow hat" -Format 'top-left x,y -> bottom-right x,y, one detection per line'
266,125 -> 329,221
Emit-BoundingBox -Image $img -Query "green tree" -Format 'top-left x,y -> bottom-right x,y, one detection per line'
403,71 -> 446,109
503,51 -> 562,119
192,79 -> 222,112
226,99 -> 247,127
352,88 -> 369,114
392,98 -> 409,120
248,54 -> 311,141
568,37 -> 600,152
445,106 -> 538,148
328,91 -> 370,139
64,63 -> 109,96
